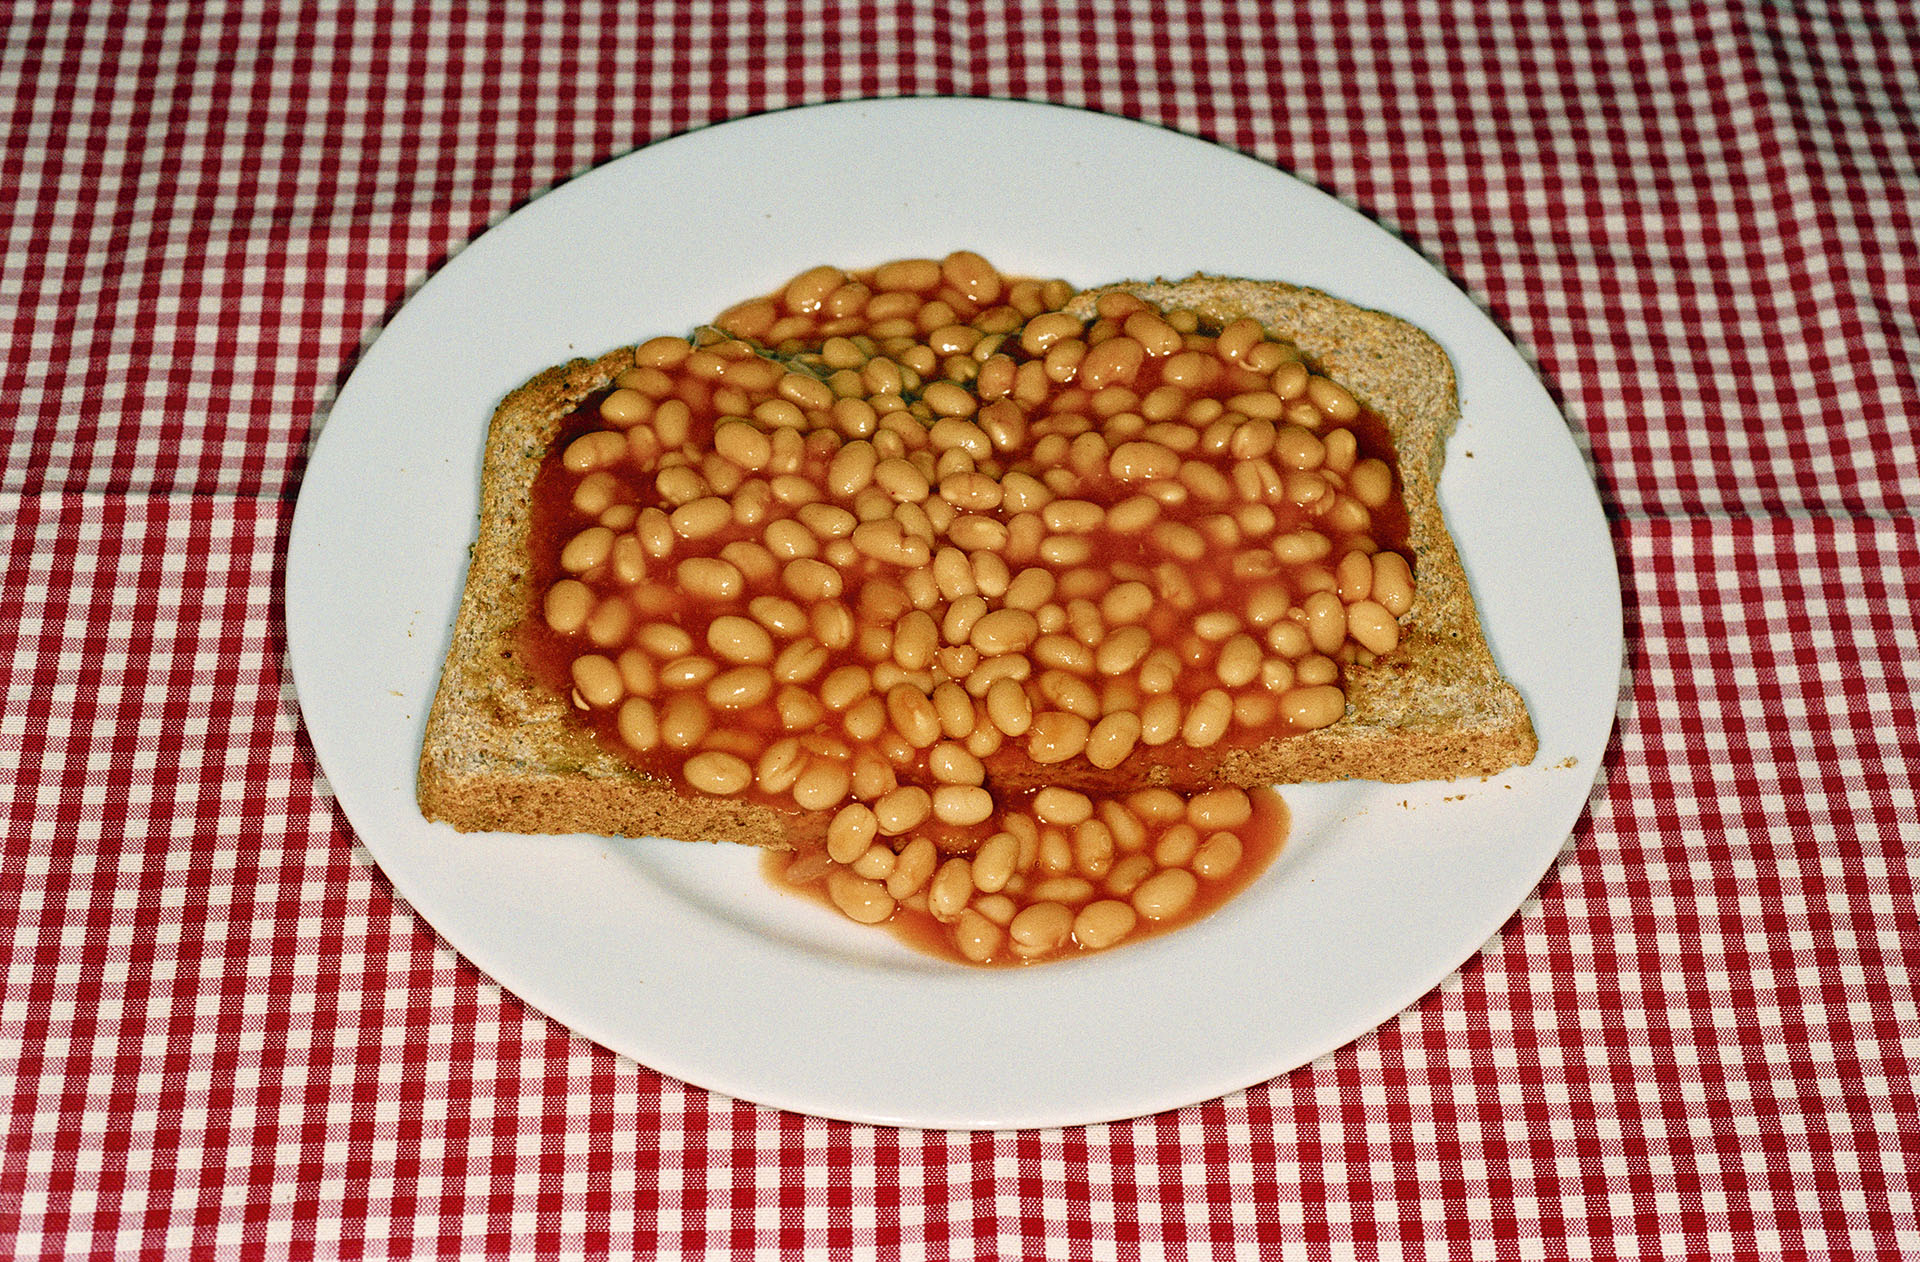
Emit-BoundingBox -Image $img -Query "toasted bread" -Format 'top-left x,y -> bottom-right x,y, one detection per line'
417,276 -> 1536,843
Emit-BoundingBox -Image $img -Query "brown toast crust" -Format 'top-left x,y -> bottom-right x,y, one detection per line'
417,277 -> 1536,842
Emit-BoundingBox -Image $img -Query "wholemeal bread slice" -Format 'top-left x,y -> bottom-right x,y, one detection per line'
417,276 -> 1536,843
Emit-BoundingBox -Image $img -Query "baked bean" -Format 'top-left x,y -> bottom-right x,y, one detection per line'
984,676 -> 1033,737
1079,336 -> 1145,388
827,869 -> 896,925
1027,711 -> 1091,764
1349,457 -> 1393,508
1191,610 -> 1242,642
564,430 -> 625,474
970,608 -> 1040,657
849,752 -> 896,802
1043,498 -> 1104,533
1372,551 -> 1415,617
599,388 -> 652,426
1214,318 -> 1264,362
571,471 -> 621,517
1336,550 -> 1374,602
781,558 -> 843,601
928,858 -> 973,921
1033,787 -> 1094,826
1307,374 -> 1359,421
658,654 -> 719,691
1020,310 -> 1083,355
545,579 -> 593,633
1295,653 -> 1339,687
940,593 -> 988,647
952,910 -> 1004,963
1098,581 -> 1153,627
1108,440 -> 1182,482
1038,670 -> 1101,720
874,786 -> 932,835
924,683 -> 971,740
1097,801 -> 1147,852
1104,853 -> 1155,898
614,647 -> 657,696
932,785 -> 995,827
1081,712 -> 1141,769
791,505 -> 854,545
773,684 -> 825,731
711,419 -> 771,471
1152,818 -> 1198,868
930,547 -> 976,601
609,533 -> 647,585
960,834 -> 1014,895
657,693 -> 710,750
703,614 -> 773,665
718,541 -> 777,588
1137,648 -> 1182,697
1213,634 -> 1263,688
1131,868 -> 1199,921
737,598 -> 801,641
1346,599 -> 1400,655
1192,831 -> 1244,878
945,512 -> 1009,553
1009,902 -> 1074,954
1283,684 -> 1346,730
1073,900 -> 1137,950
1272,530 -> 1331,566
759,519 -> 815,563
1322,493 -> 1371,537
706,665 -> 775,710
827,440 -> 877,496
571,655 -> 623,708
884,837 -> 938,901
790,758 -> 853,812
927,741 -> 985,786
893,609 -> 940,670
684,750 -> 752,796
676,556 -> 744,602
1029,876 -> 1096,907
615,696 -> 661,751
1321,425 -> 1357,474
1064,820 -> 1112,879
1303,590 -> 1348,655
920,380 -> 977,418
825,803 -> 879,864
1178,461 -> 1233,504
1228,390 -> 1286,422
1138,695 -> 1182,747
1032,633 -> 1095,675
849,841 -> 896,881
885,683 -> 942,749
874,456 -> 931,503
1041,828 -> 1079,878
935,250 -> 999,304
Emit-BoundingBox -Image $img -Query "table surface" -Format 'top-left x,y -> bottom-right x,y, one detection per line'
2,2 -> 1915,1257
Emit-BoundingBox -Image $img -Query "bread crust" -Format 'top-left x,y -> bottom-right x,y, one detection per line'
417,277 -> 1536,841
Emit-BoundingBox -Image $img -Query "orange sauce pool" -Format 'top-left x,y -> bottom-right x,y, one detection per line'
762,786 -> 1289,966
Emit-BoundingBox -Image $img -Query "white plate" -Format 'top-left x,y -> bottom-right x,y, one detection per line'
287,99 -> 1620,1130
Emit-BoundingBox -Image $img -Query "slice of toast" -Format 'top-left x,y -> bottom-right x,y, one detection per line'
417,277 -> 1536,842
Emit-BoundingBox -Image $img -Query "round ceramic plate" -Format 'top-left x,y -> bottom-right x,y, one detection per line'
286,98 -> 1621,1130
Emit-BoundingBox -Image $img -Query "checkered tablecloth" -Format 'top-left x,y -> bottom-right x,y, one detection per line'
2,1 -> 1915,1256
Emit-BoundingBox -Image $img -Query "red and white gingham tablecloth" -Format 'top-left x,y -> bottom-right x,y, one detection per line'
1,2 -> 1915,1256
